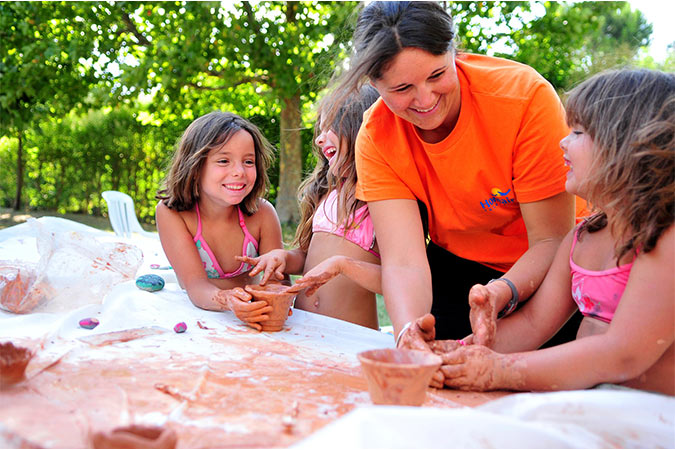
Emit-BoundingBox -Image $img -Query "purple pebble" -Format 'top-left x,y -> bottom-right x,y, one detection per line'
79,318 -> 99,330
173,322 -> 187,333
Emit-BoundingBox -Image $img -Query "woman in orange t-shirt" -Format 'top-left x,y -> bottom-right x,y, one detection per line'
325,1 -> 583,372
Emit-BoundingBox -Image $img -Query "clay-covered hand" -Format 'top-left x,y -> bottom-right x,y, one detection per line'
440,344 -> 517,391
236,250 -> 287,285
214,287 -> 273,331
292,255 -> 344,297
397,313 -> 436,351
468,284 -> 498,348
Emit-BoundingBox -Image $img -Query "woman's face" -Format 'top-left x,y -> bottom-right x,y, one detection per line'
371,48 -> 461,141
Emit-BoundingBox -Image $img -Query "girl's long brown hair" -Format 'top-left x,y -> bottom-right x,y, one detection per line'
565,69 -> 674,263
293,85 -> 380,251
156,111 -> 274,215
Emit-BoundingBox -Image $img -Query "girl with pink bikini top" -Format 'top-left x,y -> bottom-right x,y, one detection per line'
238,85 -> 384,330
156,111 -> 285,332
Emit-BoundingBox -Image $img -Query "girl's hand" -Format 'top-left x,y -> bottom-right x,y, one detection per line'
214,287 -> 273,331
293,255 -> 344,297
236,250 -> 286,285
440,345 -> 515,391
468,284 -> 498,348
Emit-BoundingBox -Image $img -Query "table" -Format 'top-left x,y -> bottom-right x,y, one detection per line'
1,218 -> 673,448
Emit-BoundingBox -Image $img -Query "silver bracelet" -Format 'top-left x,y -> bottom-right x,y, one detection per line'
394,321 -> 413,348
488,277 -> 519,319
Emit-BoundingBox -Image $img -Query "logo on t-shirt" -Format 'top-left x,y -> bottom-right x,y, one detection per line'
479,188 -> 515,211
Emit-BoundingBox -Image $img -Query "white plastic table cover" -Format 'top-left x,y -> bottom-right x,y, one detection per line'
1,217 -> 673,448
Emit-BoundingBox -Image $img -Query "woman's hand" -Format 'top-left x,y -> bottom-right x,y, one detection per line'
236,249 -> 287,285
214,287 -> 273,331
292,255 -> 345,297
396,314 -> 446,389
468,284 -> 498,348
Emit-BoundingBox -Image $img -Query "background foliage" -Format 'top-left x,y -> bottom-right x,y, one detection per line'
1,1 -> 671,225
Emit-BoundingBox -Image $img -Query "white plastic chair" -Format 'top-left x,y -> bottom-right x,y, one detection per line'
101,190 -> 158,239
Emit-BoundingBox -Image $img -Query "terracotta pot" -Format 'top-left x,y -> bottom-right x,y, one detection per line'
91,425 -> 177,449
244,284 -> 295,332
357,348 -> 442,406
0,341 -> 33,388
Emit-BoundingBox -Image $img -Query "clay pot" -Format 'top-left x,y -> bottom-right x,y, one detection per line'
357,348 -> 442,406
0,341 -> 33,388
91,424 -> 177,449
244,283 -> 295,332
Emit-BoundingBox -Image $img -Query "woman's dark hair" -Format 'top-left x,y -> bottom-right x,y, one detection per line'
156,111 -> 275,215
326,1 -> 455,127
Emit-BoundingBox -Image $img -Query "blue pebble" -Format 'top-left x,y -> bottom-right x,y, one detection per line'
135,274 -> 165,292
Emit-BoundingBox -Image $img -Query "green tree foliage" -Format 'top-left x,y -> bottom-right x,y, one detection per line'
0,1 -> 660,225
83,1 -> 359,223
490,1 -> 652,90
0,2 -> 118,209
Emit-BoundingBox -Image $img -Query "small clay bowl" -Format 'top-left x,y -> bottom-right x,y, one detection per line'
0,341 -> 34,388
357,348 -> 442,406
91,424 -> 177,449
244,283 -> 295,332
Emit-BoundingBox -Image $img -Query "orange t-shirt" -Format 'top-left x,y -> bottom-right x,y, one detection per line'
356,53 -> 580,272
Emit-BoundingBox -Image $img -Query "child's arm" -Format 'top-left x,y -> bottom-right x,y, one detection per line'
156,203 -> 272,328
236,199 -> 305,284
441,225 -> 675,392
292,255 -> 382,297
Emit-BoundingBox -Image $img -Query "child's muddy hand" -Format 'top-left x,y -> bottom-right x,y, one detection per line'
217,287 -> 273,331
293,256 -> 343,296
429,369 -> 445,389
429,339 -> 462,354
397,313 -> 436,351
440,345 -> 501,391
468,284 -> 497,348
237,250 -> 286,285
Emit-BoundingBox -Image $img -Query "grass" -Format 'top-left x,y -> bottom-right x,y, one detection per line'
1,207 -> 393,328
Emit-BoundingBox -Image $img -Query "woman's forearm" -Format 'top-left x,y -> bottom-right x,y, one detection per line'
382,264 -> 433,338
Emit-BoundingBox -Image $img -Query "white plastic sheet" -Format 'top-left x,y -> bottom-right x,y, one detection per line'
295,389 -> 675,448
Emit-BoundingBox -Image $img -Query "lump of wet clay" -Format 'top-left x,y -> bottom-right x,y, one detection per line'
0,341 -> 34,388
91,424 -> 177,449
79,317 -> 100,330
135,274 -> 165,292
173,322 -> 187,333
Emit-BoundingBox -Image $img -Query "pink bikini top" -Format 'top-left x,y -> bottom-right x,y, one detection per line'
312,190 -> 379,258
569,226 -> 634,323
193,203 -> 259,279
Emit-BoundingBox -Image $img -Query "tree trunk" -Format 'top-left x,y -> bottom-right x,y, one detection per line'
276,94 -> 302,224
13,130 -> 23,210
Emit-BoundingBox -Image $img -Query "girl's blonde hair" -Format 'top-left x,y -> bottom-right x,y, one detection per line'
157,111 -> 274,215
293,84 -> 380,251
565,69 -> 674,262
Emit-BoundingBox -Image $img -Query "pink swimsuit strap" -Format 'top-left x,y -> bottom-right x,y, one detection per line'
312,190 -> 379,258
194,203 -> 259,279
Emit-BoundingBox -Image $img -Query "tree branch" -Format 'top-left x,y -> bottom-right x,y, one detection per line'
119,8 -> 151,46
241,2 -> 262,36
